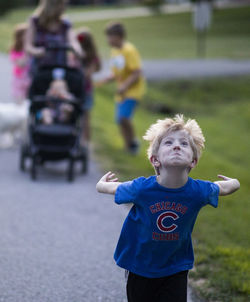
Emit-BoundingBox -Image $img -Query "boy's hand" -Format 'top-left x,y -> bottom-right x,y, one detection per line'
96,171 -> 121,195
214,174 -> 240,196
94,74 -> 115,88
34,47 -> 45,57
100,171 -> 119,183
217,175 -> 233,181
117,84 -> 127,96
116,69 -> 141,96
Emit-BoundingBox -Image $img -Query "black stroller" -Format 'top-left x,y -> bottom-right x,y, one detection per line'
20,47 -> 87,181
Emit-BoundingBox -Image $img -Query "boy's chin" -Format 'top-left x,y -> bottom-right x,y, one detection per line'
165,161 -> 190,168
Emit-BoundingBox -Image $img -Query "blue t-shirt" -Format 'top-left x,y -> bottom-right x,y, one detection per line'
114,176 -> 219,278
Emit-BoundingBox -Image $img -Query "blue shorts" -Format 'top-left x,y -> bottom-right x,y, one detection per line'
115,99 -> 138,124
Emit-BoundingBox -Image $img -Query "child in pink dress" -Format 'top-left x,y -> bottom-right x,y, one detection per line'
10,24 -> 30,103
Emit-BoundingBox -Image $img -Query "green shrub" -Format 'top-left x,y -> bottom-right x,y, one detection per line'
142,0 -> 164,8
0,0 -> 27,16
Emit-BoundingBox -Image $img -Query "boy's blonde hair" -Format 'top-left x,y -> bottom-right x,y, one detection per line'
143,114 -> 205,161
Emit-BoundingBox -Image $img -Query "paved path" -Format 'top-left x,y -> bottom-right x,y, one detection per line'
0,54 -> 12,102
142,59 -> 250,81
94,59 -> 250,82
0,153 -> 127,302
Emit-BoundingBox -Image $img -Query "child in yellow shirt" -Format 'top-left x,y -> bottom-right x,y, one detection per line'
99,22 -> 146,154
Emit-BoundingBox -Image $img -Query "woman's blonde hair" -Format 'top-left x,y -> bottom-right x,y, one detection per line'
34,0 -> 66,28
143,114 -> 205,161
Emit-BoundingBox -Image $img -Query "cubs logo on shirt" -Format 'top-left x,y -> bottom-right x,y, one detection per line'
157,211 -> 179,233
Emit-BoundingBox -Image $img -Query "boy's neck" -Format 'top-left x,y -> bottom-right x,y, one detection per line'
116,40 -> 125,49
157,167 -> 189,189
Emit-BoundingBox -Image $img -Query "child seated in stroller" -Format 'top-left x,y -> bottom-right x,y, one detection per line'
38,68 -> 75,125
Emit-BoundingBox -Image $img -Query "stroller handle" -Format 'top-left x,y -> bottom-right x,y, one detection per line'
30,95 -> 82,112
45,44 -> 74,52
34,43 -> 79,69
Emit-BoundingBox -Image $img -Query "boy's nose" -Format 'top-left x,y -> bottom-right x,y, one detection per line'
173,145 -> 181,150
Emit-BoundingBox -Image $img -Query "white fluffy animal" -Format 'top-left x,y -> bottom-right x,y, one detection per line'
0,101 -> 29,148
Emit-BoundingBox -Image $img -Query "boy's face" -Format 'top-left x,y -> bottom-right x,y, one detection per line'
106,34 -> 123,48
152,130 -> 196,170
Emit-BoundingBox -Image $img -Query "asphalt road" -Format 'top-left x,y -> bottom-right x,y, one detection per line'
0,150 -> 128,301
0,54 -> 12,102
94,59 -> 250,82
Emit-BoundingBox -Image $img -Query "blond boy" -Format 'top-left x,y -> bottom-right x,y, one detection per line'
96,114 -> 240,302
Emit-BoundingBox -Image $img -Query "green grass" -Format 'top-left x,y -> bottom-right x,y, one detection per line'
1,6 -> 250,59
74,6 -> 250,59
92,76 -> 250,301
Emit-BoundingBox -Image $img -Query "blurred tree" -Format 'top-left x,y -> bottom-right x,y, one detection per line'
142,0 -> 164,6
26,0 -> 39,4
142,0 -> 164,13
68,0 -> 119,4
0,0 -> 28,16
190,0 -> 214,4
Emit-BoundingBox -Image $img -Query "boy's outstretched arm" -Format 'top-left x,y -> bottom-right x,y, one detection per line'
94,73 -> 115,88
96,171 -> 122,195
214,175 -> 240,196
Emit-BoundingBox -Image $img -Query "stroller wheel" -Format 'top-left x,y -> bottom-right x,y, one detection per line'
20,148 -> 26,172
82,154 -> 88,174
31,157 -> 37,180
68,159 -> 74,182
20,144 -> 29,172
80,146 -> 88,174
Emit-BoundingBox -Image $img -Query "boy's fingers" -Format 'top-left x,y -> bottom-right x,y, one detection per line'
108,177 -> 118,182
217,174 -> 230,180
99,171 -> 118,183
101,171 -> 112,181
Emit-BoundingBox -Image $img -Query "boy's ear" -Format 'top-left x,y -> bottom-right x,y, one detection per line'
150,155 -> 160,167
190,158 -> 198,169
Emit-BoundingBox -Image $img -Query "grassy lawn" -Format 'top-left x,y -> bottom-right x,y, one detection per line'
92,76 -> 250,302
74,6 -> 250,59
0,6 -> 250,59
